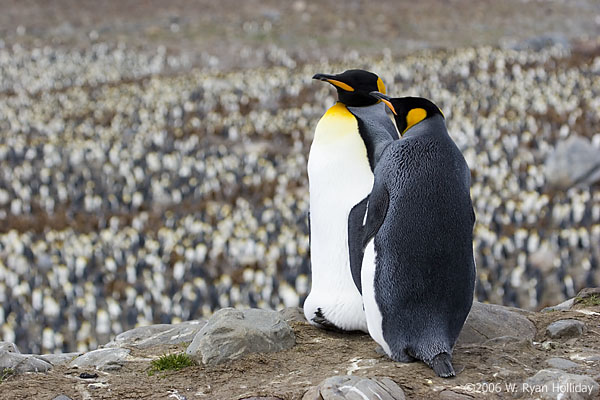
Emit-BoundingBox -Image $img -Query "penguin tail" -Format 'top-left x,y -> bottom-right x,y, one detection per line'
431,352 -> 455,378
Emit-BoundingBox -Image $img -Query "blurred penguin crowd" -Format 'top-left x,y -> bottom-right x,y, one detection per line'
1,41 -> 599,353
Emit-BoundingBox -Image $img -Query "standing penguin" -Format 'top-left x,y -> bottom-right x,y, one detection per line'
349,92 -> 476,377
304,70 -> 399,332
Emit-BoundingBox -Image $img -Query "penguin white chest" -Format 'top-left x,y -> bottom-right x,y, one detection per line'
304,103 -> 373,332
308,102 -> 374,216
362,239 -> 391,355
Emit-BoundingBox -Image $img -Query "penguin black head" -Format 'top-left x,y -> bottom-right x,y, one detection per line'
313,69 -> 386,107
369,92 -> 444,135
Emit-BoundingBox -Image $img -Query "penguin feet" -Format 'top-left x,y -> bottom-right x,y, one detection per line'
311,308 -> 346,333
431,352 -> 455,378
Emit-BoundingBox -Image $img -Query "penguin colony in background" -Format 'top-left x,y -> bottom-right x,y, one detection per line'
1,43 -> 599,355
307,70 -> 475,377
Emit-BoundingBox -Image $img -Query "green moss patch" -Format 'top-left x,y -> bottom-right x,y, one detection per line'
148,353 -> 195,376
0,368 -> 14,384
575,294 -> 600,307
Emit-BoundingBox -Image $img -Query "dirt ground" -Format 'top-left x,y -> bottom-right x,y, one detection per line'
2,302 -> 599,400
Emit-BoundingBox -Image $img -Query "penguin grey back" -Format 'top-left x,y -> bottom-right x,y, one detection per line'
365,113 -> 475,373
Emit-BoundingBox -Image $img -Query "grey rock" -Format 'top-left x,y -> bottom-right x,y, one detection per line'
52,396 -> 73,400
546,358 -> 580,370
545,135 -> 600,189
279,307 -> 306,323
0,342 -> 19,353
573,353 -> 600,362
546,319 -> 586,339
457,302 -> 536,345
524,369 -> 599,399
104,320 -> 206,349
35,352 -> 81,366
0,351 -> 52,373
186,308 -> 295,365
302,376 -> 405,400
543,298 -> 575,312
69,348 -> 130,371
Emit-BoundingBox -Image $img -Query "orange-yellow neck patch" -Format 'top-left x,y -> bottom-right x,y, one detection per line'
313,102 -> 358,145
323,102 -> 353,118
377,77 -> 386,94
403,108 -> 427,134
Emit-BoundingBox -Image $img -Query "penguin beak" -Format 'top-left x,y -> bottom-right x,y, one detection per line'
370,91 -> 396,115
312,73 -> 332,81
313,73 -> 355,92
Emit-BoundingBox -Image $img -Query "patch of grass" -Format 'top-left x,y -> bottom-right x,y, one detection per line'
148,353 -> 195,376
0,368 -> 15,383
575,294 -> 600,307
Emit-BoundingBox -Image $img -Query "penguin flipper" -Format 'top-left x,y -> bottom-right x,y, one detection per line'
362,179 -> 389,247
431,352 -> 456,378
348,196 -> 370,294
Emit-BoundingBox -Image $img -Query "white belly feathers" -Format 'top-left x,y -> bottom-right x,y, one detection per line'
303,102 -> 373,332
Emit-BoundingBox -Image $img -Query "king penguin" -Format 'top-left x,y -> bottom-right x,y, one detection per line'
348,92 -> 476,377
303,70 -> 399,332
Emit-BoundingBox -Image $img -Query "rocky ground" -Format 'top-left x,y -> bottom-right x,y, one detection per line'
1,289 -> 599,399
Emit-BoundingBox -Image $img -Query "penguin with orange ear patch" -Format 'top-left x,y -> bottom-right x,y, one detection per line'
348,92 -> 475,377
303,70 -> 398,333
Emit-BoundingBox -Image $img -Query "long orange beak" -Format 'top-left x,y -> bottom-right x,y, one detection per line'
313,73 -> 355,92
369,91 -> 396,115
